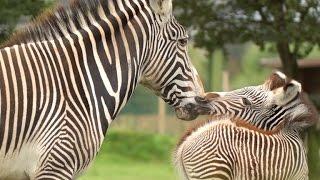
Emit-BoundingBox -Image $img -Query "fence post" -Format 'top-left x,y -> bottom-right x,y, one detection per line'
158,98 -> 166,134
222,70 -> 230,91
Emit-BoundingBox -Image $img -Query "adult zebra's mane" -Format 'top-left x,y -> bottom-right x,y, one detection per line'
1,0 -> 145,48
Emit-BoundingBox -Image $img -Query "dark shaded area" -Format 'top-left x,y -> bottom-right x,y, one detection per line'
174,0 -> 320,78
0,0 -> 49,43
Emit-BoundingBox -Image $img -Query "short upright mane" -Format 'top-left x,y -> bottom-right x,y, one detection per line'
0,0 -> 133,48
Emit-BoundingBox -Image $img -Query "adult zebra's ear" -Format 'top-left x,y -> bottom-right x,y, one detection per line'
150,0 -> 173,22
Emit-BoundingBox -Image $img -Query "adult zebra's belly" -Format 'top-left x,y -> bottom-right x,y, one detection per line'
175,119 -> 309,180
0,143 -> 42,179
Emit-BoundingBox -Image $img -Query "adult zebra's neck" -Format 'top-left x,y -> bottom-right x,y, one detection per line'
1,0 -> 153,48
1,0 -> 154,135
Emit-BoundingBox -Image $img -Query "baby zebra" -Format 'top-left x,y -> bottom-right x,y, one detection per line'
174,72 -> 317,180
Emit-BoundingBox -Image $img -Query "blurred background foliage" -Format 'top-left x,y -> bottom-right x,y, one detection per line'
0,0 -> 52,42
0,0 -> 319,180
174,0 -> 320,78
80,130 -> 177,180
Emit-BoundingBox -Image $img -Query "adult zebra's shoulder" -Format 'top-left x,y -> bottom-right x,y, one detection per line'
174,72 -> 317,180
0,0 -> 211,179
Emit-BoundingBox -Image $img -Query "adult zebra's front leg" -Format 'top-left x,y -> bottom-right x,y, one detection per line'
35,136 -> 77,180
34,122 -> 98,180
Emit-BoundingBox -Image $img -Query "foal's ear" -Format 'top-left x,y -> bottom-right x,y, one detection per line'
272,80 -> 302,106
264,71 -> 302,106
150,0 -> 173,20
264,71 -> 287,91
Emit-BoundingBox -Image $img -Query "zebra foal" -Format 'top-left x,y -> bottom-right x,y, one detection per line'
174,72 -> 317,180
0,0 -> 212,179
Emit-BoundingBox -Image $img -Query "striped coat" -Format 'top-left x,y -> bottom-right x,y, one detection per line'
175,119 -> 308,180
174,72 -> 316,180
0,0 -> 208,179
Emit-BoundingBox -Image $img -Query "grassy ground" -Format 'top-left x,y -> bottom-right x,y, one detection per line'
79,131 -> 178,180
80,154 -> 176,180
78,129 -> 320,180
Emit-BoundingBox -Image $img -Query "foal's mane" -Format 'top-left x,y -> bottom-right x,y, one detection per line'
1,0 -> 139,48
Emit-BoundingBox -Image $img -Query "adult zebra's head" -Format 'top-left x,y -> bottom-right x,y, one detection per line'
205,72 -> 317,132
140,0 -> 209,120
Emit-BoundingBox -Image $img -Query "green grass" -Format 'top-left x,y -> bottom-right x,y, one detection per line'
79,131 -> 178,180
80,154 -> 176,180
79,129 -> 320,180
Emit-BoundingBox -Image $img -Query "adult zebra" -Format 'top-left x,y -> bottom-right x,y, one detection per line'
174,72 -> 317,180
0,0 -> 210,179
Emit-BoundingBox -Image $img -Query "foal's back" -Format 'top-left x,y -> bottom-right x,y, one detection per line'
174,119 -> 308,180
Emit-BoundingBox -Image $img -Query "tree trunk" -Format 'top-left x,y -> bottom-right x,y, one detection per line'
274,0 -> 299,79
207,52 -> 214,90
276,41 -> 300,79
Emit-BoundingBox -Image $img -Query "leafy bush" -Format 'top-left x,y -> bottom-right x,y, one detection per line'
101,131 -> 176,162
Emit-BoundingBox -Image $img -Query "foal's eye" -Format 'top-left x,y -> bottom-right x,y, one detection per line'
178,38 -> 188,46
271,104 -> 278,109
242,97 -> 252,106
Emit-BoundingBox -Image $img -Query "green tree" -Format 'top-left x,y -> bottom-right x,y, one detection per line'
174,0 -> 320,79
0,0 -> 50,43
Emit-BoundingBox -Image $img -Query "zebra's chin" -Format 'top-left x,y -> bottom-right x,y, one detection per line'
175,106 -> 199,121
175,102 -> 212,121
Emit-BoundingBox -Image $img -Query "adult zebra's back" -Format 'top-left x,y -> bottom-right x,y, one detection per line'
0,0 -> 210,179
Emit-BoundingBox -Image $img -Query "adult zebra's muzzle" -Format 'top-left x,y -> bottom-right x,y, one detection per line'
175,96 -> 213,121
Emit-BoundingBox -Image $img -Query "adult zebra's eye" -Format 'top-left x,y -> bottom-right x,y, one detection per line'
242,97 -> 252,106
178,38 -> 188,46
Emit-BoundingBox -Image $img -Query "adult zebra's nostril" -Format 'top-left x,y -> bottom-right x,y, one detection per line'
185,103 -> 194,110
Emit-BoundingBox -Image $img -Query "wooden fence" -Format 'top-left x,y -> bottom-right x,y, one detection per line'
111,114 -> 209,136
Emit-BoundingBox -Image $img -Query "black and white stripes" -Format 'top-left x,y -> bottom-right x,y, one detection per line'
205,72 -> 309,132
174,72 -> 313,180
175,119 -> 309,180
0,0 -> 206,179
